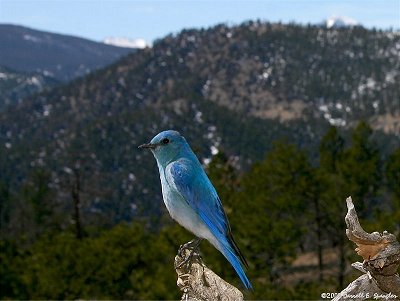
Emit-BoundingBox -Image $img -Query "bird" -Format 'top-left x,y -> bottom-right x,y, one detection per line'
139,130 -> 252,289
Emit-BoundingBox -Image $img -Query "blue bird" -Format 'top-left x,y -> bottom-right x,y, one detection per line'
139,130 -> 252,289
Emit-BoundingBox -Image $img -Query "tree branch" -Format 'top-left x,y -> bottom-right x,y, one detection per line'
174,248 -> 244,301
333,197 -> 400,301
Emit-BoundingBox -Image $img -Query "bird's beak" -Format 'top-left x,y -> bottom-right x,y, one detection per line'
138,143 -> 157,150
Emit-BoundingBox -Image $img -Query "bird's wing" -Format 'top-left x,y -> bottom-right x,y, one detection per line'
165,158 -> 229,236
166,158 -> 252,289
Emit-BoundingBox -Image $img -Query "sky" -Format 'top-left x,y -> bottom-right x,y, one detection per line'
0,0 -> 399,44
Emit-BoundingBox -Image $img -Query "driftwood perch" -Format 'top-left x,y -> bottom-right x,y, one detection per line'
174,248 -> 244,301
333,197 -> 400,301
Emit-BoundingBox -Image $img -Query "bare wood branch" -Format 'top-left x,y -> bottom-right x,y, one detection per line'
333,197 -> 400,301
345,197 -> 391,260
174,248 -> 244,301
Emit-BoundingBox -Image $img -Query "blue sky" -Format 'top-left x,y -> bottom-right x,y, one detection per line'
0,0 -> 399,43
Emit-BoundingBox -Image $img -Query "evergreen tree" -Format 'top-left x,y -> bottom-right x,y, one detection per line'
320,126 -> 345,173
0,180 -> 11,237
232,142 -> 313,290
21,169 -> 54,231
317,126 -> 347,288
338,121 -> 381,217
318,123 -> 382,289
384,149 -> 400,235
206,151 -> 239,212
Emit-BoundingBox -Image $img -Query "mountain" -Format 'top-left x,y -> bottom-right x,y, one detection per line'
325,16 -> 358,28
0,21 -> 399,225
0,66 -> 59,109
0,24 -> 136,81
103,37 -> 149,49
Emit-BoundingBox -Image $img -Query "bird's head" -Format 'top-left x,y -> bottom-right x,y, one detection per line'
138,130 -> 188,166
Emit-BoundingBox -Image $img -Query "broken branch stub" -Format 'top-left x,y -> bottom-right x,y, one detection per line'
333,197 -> 400,301
174,248 -> 244,301
345,197 -> 392,261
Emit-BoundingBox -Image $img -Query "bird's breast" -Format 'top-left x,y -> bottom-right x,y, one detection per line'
159,172 -> 216,243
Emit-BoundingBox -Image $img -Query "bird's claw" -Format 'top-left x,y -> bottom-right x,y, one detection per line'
178,238 -> 202,257
176,238 -> 203,269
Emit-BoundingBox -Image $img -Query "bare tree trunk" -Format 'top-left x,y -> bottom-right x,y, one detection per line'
333,197 -> 400,301
314,197 -> 324,282
338,232 -> 346,289
72,169 -> 83,240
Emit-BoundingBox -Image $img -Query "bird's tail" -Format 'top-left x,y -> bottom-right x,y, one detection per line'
217,234 -> 252,290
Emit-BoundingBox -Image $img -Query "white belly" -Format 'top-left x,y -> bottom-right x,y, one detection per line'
160,173 -> 218,247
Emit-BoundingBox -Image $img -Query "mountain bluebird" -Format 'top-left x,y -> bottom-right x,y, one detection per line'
139,130 -> 252,289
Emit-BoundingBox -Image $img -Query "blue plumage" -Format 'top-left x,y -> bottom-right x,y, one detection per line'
139,130 -> 251,289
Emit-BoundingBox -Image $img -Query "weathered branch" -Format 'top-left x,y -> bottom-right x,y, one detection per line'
174,248 -> 244,301
333,197 -> 400,301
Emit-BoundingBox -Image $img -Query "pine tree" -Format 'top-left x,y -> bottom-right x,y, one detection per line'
206,151 -> 239,210
233,142 -> 313,289
317,126 -> 347,288
338,121 -> 381,217
384,149 -> 400,235
318,123 -> 382,288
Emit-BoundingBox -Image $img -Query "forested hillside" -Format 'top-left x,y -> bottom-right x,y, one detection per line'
0,66 -> 59,109
0,24 -> 135,81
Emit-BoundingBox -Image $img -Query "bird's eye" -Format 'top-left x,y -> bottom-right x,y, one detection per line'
161,138 -> 170,145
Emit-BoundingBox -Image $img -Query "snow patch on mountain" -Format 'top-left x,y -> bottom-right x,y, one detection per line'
103,37 -> 149,49
325,16 -> 358,28
23,34 -> 41,43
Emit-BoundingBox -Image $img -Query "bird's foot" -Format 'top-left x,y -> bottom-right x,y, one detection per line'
176,238 -> 203,269
178,238 -> 202,257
